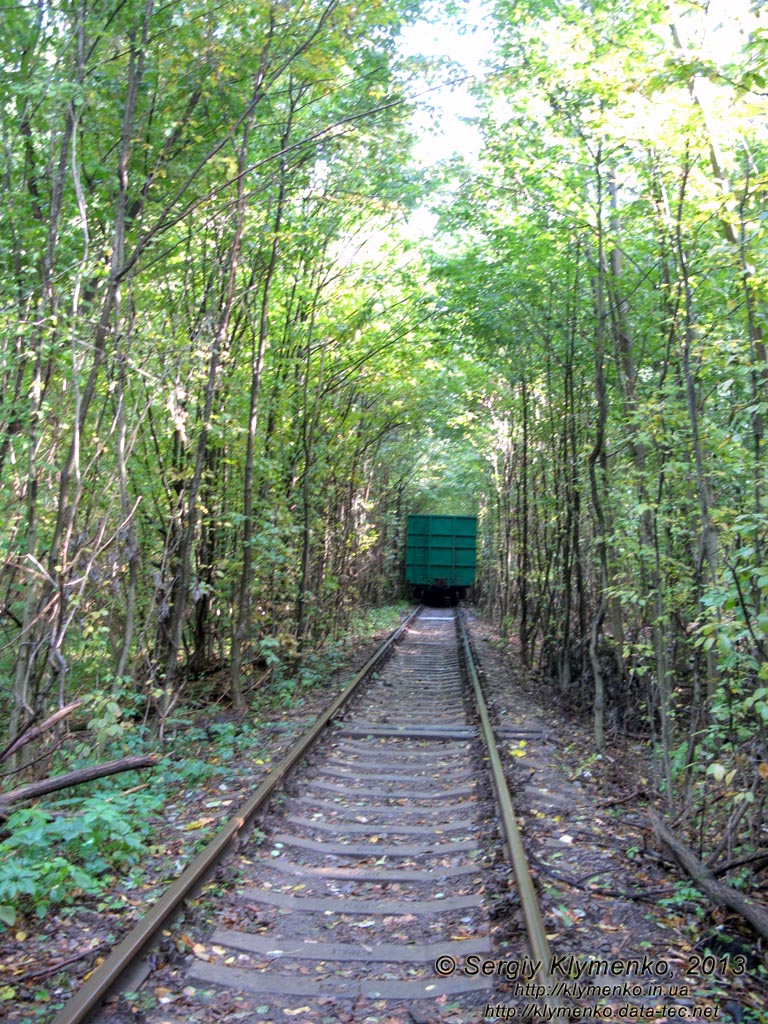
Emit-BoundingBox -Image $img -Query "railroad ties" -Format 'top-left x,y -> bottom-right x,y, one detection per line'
187,610 -> 498,1015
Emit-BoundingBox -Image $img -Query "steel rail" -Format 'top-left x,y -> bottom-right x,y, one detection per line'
458,612 -> 563,1014
52,606 -> 421,1024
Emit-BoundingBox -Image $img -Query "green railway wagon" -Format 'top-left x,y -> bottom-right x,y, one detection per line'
405,514 -> 478,605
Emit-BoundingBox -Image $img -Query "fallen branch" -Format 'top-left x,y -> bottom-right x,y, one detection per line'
14,942 -> 112,983
245,667 -> 273,694
602,787 -> 647,807
0,700 -> 83,763
1,739 -> 66,781
649,808 -> 768,943
0,755 -> 158,812
529,851 -> 668,903
712,849 -> 768,878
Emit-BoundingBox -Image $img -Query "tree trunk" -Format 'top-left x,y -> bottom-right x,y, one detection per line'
158,108 -> 264,725
650,808 -> 768,943
296,344 -> 327,649
518,374 -> 531,665
229,81 -> 294,708
588,154 -> 610,753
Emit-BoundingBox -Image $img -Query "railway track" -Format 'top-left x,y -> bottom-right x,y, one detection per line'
55,607 -> 558,1024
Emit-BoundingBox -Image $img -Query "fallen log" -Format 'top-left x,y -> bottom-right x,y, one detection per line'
649,807 -> 768,943
0,754 -> 158,812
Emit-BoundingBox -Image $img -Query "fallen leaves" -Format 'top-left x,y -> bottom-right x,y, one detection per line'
154,985 -> 176,1004
179,815 -> 216,832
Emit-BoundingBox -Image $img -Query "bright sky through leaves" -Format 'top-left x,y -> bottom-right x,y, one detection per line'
399,0 -> 494,165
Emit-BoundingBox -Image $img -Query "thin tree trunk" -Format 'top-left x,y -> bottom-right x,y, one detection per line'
229,77 -> 294,708
673,167 -> 720,698
159,121 -> 252,728
296,345 -> 327,649
9,2 -> 90,761
518,374 -> 530,665
588,153 -> 609,753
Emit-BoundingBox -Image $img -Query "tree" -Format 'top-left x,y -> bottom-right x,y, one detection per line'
426,0 -> 768,816
0,0 -> 427,752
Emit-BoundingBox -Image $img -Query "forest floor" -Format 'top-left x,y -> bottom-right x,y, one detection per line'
1,608 -> 766,1024
464,613 -> 766,1024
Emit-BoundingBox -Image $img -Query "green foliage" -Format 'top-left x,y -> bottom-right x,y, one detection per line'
0,785 -> 163,926
258,637 -> 283,670
658,881 -> 709,919
82,692 -> 129,751
0,709 -> 271,930
349,601 -> 410,637
0,0 -> 434,746
422,0 -> 768,806
0,0 -> 765,902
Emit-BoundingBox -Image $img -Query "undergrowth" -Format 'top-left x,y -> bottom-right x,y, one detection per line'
0,602 -> 410,929
0,783 -> 165,927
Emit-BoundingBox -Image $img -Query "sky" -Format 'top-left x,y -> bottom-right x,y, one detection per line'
398,0 -> 495,166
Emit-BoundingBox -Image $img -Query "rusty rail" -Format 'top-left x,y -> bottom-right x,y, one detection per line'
458,611 -> 562,1013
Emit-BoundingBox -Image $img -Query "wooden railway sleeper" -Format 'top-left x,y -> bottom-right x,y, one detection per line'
52,607 -> 561,1022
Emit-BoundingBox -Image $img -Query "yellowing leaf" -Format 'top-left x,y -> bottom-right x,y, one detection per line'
758,763 -> 768,779
180,816 -> 214,832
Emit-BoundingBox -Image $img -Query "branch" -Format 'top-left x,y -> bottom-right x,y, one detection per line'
725,559 -> 768,661
529,850 -> 668,903
0,755 -> 158,812
0,700 -> 83,764
712,849 -> 768,878
649,808 -> 768,943
15,942 -> 112,983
